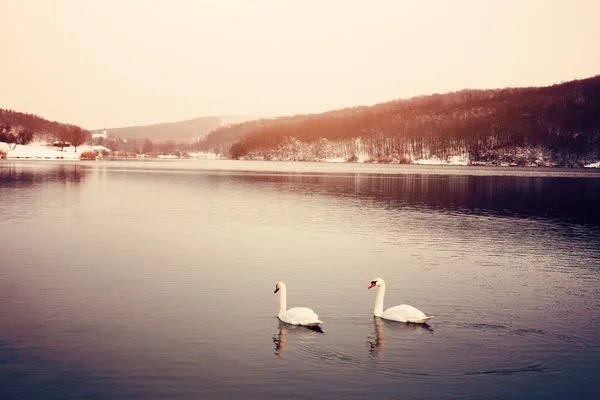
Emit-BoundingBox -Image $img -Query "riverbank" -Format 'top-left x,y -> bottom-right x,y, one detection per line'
2,142 -> 599,168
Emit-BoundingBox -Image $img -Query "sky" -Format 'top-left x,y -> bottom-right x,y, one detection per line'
1,0 -> 599,129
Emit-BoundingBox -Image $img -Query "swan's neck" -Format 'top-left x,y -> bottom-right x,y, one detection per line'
278,287 -> 287,317
374,286 -> 385,317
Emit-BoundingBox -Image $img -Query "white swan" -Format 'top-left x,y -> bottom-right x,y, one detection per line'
368,278 -> 433,324
274,282 -> 322,327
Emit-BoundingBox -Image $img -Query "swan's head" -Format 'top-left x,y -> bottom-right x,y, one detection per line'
368,278 -> 385,289
274,281 -> 285,294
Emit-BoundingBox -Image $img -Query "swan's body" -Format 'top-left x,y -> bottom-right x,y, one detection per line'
274,282 -> 322,327
368,278 -> 433,324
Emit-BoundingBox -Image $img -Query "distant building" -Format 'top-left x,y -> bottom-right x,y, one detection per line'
92,128 -> 108,140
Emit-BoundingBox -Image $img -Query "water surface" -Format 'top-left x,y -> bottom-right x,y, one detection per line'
1,160 -> 599,399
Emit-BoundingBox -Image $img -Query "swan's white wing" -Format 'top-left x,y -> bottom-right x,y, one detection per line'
280,307 -> 322,326
382,304 -> 432,324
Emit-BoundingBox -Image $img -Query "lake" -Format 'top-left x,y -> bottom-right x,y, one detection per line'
1,160 -> 599,400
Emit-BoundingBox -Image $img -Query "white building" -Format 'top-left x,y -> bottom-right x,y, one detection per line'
92,128 -> 108,140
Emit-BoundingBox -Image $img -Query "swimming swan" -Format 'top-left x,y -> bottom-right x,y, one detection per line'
368,278 -> 433,324
274,282 -> 322,327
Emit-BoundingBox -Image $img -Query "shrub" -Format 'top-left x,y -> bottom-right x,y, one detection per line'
398,155 -> 412,164
80,151 -> 97,160
516,157 -> 528,167
377,156 -> 394,163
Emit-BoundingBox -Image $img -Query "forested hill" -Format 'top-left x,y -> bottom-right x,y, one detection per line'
205,75 -> 600,166
192,115 -> 312,155
0,109 -> 68,137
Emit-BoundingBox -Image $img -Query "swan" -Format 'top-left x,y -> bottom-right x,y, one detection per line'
368,278 -> 433,324
274,282 -> 322,327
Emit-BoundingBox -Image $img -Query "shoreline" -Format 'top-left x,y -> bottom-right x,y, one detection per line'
2,156 -> 599,170
2,142 -> 599,169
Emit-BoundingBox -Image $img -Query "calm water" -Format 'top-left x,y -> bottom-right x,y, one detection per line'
1,160 -> 599,400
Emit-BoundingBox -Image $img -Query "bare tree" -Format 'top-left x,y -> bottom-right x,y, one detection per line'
106,139 -> 119,152
0,123 -> 13,143
57,125 -> 70,150
142,138 -> 153,154
160,140 -> 176,154
0,125 -> 34,149
16,128 -> 34,145
68,125 -> 89,152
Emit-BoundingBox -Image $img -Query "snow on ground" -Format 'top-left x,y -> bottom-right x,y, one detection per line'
585,161 -> 600,168
4,143 -> 81,160
324,157 -> 346,163
356,154 -> 368,163
187,151 -> 220,160
0,142 -> 112,160
412,154 -> 470,166
77,144 -> 112,154
30,138 -> 50,146
50,144 -> 111,154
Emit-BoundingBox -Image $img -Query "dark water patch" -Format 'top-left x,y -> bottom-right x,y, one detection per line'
465,364 -> 544,376
228,172 -> 600,227
0,162 -> 87,187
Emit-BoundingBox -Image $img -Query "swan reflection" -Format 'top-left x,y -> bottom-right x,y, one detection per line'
367,317 -> 385,357
367,317 -> 433,357
273,320 -> 323,357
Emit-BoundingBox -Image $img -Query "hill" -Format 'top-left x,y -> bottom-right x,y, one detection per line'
192,114 -> 314,155
103,115 -> 265,144
0,109 -> 69,139
215,75 -> 600,167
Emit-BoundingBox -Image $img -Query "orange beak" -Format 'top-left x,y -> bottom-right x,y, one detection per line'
368,283 -> 375,289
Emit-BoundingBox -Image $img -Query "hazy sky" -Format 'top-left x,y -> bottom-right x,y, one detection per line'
1,0 -> 599,129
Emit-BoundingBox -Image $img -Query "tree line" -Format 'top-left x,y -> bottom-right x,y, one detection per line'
198,75 -> 600,166
0,109 -> 66,136
0,123 -> 34,147
94,137 -> 183,154
1,109 -> 91,152
0,108 -> 187,155
4,75 -> 600,164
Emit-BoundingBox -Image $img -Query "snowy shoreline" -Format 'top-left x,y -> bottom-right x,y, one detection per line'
1,142 -> 599,168
0,142 -> 110,161
236,155 -> 600,168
